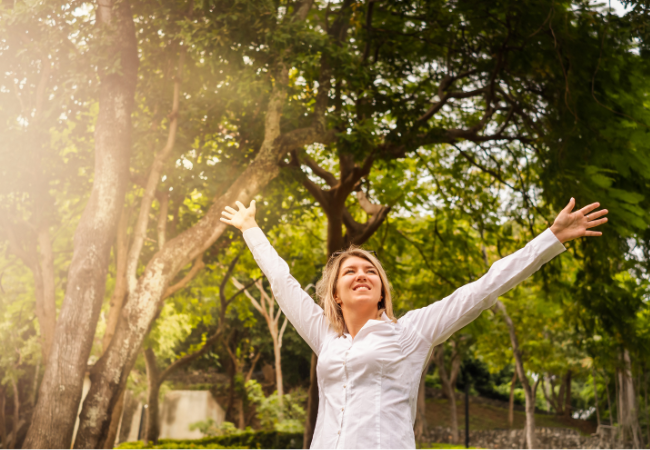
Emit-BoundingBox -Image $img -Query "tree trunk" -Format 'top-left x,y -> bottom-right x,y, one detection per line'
102,390 -> 126,449
592,366 -> 601,427
274,334 -> 284,412
0,387 -> 6,448
236,397 -> 245,430
303,354 -> 319,449
414,355 -> 435,442
496,301 -> 536,449
226,355 -> 236,423
643,371 -> 650,447
618,349 -> 641,448
143,348 -> 161,445
434,345 -> 459,444
563,370 -> 572,418
100,208 -> 131,449
36,226 -> 57,363
509,370 -> 517,428
22,0 -> 138,447
9,378 -> 21,449
615,368 -> 621,427
605,373 -> 613,426
102,206 -> 130,352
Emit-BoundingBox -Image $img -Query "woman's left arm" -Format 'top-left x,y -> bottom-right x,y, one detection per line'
400,198 -> 608,347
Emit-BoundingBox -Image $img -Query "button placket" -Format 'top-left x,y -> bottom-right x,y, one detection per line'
336,346 -> 350,447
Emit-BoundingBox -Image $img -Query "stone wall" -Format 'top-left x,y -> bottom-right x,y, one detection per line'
425,425 -> 632,449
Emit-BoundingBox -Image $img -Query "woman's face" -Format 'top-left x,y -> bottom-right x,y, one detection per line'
335,256 -> 383,314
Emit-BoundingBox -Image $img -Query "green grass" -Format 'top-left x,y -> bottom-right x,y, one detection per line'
418,443 -> 479,449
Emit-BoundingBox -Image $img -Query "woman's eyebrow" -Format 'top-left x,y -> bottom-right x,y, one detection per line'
340,263 -> 376,271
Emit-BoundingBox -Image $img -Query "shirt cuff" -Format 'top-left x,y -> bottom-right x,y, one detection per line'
243,227 -> 268,249
535,228 -> 567,261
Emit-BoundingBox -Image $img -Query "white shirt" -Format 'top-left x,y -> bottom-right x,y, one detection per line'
243,227 -> 565,449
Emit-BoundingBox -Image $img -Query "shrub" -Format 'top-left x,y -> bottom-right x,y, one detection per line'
115,431 -> 303,449
189,419 -> 246,437
245,380 -> 306,433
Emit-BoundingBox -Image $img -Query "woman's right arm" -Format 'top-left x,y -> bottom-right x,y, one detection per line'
221,201 -> 330,355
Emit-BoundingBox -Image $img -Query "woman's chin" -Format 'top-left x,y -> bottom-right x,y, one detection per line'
348,295 -> 381,308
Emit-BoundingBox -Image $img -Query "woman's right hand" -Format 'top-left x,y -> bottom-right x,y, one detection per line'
220,200 -> 258,231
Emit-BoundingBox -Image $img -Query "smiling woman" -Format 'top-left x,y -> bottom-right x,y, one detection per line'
219,198 -> 607,449
317,249 -> 397,338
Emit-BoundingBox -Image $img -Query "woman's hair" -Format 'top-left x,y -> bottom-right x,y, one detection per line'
315,246 -> 397,335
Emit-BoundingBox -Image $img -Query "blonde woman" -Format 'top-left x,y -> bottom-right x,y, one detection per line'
220,198 -> 607,449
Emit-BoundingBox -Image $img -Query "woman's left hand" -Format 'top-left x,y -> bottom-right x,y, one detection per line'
550,198 -> 608,244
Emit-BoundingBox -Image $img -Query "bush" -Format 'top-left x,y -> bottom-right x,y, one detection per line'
244,380 -> 306,433
116,431 -> 303,449
189,419 -> 246,437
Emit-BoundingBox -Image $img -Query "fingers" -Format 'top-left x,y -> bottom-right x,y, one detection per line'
219,217 -> 232,225
584,230 -> 603,237
235,201 -> 245,210
586,209 -> 608,221
221,211 -> 234,219
578,202 -> 600,215
586,217 -> 608,228
563,197 -> 576,213
225,206 -> 237,214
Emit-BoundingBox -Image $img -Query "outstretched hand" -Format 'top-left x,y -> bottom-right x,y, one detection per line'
220,200 -> 258,231
550,198 -> 608,244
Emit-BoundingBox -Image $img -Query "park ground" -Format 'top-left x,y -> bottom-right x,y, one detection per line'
424,395 -> 597,436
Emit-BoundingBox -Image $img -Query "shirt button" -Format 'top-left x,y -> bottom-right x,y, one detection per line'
341,408 -> 344,411
343,385 -> 346,388
337,430 -> 341,435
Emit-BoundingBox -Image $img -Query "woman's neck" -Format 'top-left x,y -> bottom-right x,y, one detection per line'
342,309 -> 381,339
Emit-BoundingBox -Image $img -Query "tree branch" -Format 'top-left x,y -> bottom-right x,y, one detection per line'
231,277 -> 265,316
157,193 -> 169,250
159,327 -> 223,382
301,154 -> 338,187
126,47 -> 186,294
161,254 -> 205,300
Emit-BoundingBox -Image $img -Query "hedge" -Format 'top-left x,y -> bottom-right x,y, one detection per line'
116,431 -> 303,449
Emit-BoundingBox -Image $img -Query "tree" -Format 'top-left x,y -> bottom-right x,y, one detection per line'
232,278 -> 288,413
496,300 -> 540,449
139,253 -> 252,444
1,0 -> 649,447
432,342 -> 464,444
71,0 -> 334,444
23,0 -> 139,446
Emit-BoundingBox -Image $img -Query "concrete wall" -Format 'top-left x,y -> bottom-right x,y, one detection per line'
158,390 -> 226,440
118,390 -> 226,443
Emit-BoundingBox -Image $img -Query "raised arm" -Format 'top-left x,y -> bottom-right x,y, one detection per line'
400,198 -> 608,348
221,201 -> 330,354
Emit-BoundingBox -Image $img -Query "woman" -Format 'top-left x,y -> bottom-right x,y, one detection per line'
220,198 -> 607,449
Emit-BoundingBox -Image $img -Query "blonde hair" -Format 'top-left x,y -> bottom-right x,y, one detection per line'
316,246 -> 397,335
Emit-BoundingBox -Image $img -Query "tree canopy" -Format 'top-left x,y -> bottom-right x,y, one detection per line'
0,0 -> 649,448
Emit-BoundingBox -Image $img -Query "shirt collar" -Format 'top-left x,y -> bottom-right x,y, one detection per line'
343,312 -> 392,338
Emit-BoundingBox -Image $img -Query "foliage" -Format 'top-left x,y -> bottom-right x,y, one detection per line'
245,380 -> 306,433
116,431 -> 303,449
189,420 -> 245,437
1,0 -> 650,445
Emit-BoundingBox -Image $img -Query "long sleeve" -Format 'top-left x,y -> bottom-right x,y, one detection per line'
399,228 -> 566,348
243,227 -> 331,355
